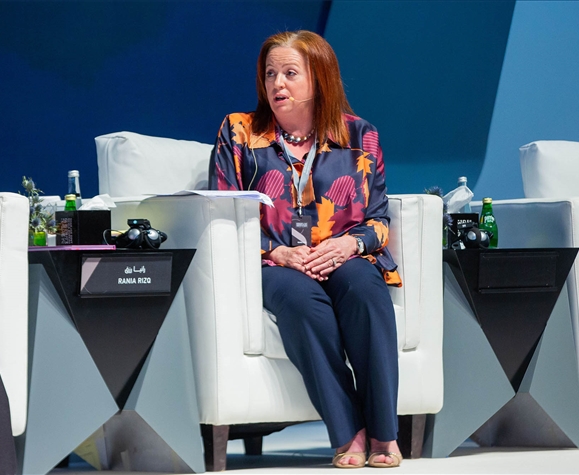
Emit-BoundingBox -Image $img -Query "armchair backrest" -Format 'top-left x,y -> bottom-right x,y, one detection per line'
520,140 -> 579,198
96,131 -> 214,196
0,192 -> 29,436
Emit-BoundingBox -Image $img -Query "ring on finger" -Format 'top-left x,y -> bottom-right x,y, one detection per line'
332,258 -> 337,267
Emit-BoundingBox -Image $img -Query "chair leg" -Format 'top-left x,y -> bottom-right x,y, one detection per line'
201,424 -> 229,471
398,414 -> 426,459
243,435 -> 263,456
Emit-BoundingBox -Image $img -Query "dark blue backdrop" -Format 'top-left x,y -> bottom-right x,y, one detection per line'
0,1 -> 329,198
2,1 -> 578,202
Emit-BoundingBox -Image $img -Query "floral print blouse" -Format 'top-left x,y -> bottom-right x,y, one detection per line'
208,112 -> 401,286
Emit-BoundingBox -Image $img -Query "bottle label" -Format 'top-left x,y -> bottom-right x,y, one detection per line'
481,215 -> 495,225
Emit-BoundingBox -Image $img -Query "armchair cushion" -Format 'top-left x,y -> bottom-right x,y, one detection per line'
96,131 -> 214,196
520,140 -> 579,198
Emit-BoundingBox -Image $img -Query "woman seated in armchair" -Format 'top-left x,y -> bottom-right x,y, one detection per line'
209,30 -> 402,469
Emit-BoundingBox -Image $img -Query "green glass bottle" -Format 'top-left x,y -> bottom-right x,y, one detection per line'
479,197 -> 498,248
64,194 -> 77,211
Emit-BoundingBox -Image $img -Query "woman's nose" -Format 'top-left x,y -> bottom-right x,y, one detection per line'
274,73 -> 284,88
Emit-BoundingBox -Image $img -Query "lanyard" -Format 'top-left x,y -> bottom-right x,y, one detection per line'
280,134 -> 317,217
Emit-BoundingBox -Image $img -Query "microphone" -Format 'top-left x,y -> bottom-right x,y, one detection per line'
289,96 -> 313,103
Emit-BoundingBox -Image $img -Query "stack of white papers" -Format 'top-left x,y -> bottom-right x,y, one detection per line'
156,190 -> 273,207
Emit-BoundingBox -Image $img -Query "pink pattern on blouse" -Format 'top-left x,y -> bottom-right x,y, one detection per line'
325,175 -> 356,208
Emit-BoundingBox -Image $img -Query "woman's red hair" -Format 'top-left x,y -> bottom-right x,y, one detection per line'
253,30 -> 354,147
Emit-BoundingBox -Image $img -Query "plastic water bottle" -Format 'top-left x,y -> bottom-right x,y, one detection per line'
479,197 -> 498,248
457,176 -> 472,213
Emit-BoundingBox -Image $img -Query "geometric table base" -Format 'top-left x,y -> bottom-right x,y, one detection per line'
74,270 -> 206,473
471,393 -> 575,448
17,265 -> 119,475
75,411 -> 196,472
17,261 -> 204,474
423,262 -> 579,458
422,269 -> 515,458
472,276 -> 579,448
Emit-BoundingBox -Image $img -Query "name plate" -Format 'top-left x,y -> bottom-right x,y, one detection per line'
79,253 -> 172,297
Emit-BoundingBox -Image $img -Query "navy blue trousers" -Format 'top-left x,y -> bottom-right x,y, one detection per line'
262,257 -> 399,448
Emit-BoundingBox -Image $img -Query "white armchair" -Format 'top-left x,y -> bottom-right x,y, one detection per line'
473,140 -> 579,366
96,131 -> 444,470
0,192 -> 29,473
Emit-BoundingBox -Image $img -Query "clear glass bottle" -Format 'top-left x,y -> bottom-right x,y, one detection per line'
67,170 -> 82,209
479,197 -> 498,248
457,176 -> 472,213
64,194 -> 77,211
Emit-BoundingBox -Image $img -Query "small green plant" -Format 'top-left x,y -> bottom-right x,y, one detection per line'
21,176 -> 58,236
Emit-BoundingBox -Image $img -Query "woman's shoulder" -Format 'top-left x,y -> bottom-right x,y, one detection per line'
221,112 -> 254,129
218,112 -> 258,145
341,113 -> 380,152
342,113 -> 378,134
222,111 -> 256,128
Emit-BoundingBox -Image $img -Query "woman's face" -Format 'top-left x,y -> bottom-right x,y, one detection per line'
264,46 -> 314,119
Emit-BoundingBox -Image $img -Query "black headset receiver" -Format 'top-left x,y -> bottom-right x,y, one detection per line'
462,226 -> 490,249
114,218 -> 167,250
451,222 -> 490,250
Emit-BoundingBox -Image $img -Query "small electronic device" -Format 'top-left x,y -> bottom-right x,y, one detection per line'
450,221 -> 491,250
113,219 -> 168,250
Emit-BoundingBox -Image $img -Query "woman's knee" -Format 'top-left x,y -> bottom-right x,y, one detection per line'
326,259 -> 391,305
262,266 -> 331,319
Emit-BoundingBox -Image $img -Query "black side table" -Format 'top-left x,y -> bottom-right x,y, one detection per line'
17,248 -> 205,474
423,248 -> 579,457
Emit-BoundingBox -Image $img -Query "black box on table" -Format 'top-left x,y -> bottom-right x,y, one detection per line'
55,210 -> 111,245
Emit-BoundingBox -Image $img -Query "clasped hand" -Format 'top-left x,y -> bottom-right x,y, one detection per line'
266,235 -> 358,281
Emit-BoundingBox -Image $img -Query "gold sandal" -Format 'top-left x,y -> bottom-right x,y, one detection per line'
332,451 -> 366,469
367,451 -> 403,468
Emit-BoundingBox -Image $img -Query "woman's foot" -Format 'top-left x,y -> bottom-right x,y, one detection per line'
333,428 -> 367,468
367,438 -> 402,468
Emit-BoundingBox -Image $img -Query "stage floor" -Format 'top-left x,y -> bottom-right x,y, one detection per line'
50,420 -> 579,474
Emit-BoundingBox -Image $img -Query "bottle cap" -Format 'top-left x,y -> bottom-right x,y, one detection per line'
68,170 -> 79,178
483,197 -> 493,203
65,194 -> 77,200
458,176 -> 467,183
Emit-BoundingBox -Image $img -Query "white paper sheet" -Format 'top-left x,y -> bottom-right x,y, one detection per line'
155,189 -> 273,207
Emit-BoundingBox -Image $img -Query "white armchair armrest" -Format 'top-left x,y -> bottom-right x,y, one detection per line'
0,192 -> 29,436
389,194 -> 444,414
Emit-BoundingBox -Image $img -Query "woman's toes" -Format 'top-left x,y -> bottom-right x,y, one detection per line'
373,454 -> 394,464
342,456 -> 354,466
341,456 -> 357,465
